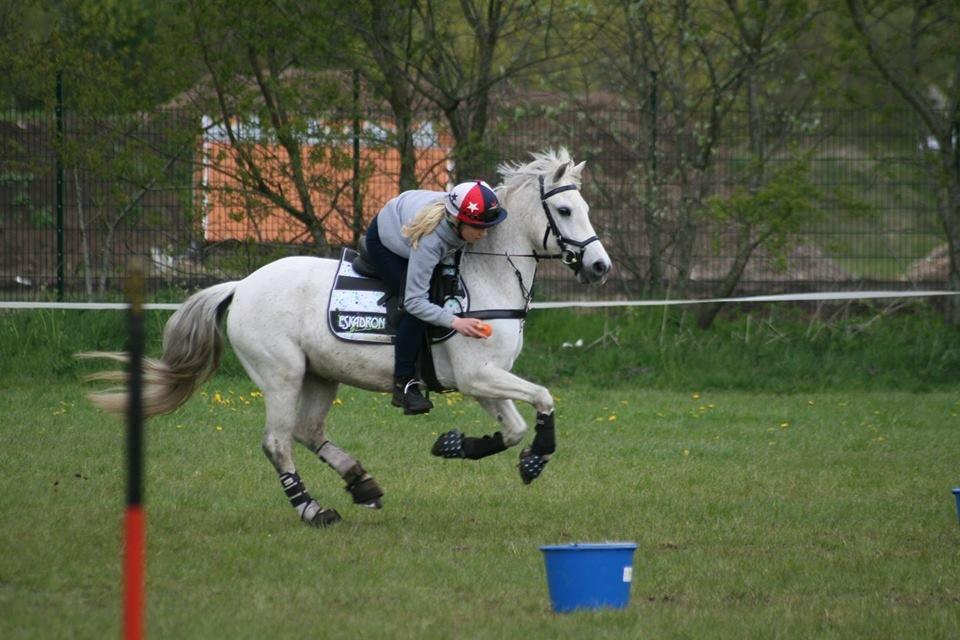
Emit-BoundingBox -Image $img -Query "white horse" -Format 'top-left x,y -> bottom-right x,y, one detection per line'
85,148 -> 612,527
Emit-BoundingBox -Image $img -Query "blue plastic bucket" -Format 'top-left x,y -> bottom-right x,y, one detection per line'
953,488 -> 960,525
540,542 -> 637,613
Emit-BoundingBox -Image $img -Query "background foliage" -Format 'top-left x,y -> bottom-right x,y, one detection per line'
1,0 -> 958,324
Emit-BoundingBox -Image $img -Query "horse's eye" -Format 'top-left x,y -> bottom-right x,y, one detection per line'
557,207 -> 571,217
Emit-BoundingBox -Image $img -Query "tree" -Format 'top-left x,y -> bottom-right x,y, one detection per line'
339,0 -> 572,184
577,1 -> 822,303
416,0 -> 557,181
0,0 -> 201,298
184,0 -> 359,251
844,0 -> 960,324
695,153 -> 822,328
339,2 -> 426,192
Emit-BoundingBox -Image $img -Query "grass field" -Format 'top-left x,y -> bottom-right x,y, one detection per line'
2,373 -> 959,638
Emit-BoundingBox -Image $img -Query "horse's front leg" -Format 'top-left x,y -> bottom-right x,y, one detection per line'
431,367 -> 556,484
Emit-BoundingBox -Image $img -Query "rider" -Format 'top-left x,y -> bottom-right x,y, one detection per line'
365,180 -> 507,415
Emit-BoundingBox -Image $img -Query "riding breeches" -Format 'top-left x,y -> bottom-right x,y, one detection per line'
365,221 -> 428,378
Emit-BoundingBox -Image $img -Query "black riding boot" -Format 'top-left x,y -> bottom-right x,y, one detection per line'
392,376 -> 433,415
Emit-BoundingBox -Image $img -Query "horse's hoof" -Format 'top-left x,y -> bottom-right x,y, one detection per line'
347,475 -> 384,507
518,448 -> 550,484
431,429 -> 466,458
307,507 -> 342,528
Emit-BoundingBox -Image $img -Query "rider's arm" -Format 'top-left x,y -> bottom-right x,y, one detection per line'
402,241 -> 455,328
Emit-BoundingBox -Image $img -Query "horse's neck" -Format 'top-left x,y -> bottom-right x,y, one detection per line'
462,218 -> 539,309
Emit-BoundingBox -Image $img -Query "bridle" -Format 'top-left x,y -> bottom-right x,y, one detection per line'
456,174 -> 601,322
537,174 -> 600,276
466,175 -> 600,271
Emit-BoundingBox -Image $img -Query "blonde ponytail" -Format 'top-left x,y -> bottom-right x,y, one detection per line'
402,201 -> 448,248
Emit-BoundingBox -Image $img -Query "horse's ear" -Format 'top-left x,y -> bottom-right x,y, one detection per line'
552,161 -> 570,184
571,161 -> 586,178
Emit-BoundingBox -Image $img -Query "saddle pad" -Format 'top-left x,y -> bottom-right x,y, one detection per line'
327,248 -> 469,345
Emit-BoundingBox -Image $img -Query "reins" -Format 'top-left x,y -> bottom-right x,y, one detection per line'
454,251 -> 533,321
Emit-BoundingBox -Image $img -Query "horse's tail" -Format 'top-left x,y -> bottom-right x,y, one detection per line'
78,281 -> 239,417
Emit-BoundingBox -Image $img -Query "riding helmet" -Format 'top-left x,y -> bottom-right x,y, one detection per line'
445,180 -> 507,228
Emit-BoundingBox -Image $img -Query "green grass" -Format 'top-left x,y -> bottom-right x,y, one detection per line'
1,305 -> 959,637
1,377 -> 959,639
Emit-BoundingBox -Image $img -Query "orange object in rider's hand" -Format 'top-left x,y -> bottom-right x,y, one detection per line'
477,322 -> 493,337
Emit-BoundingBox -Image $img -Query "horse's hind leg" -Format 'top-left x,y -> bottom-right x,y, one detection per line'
259,384 -> 342,527
293,373 -> 385,509
234,341 -> 341,528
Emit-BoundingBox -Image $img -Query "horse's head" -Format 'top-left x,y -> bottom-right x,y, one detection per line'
496,149 -> 612,284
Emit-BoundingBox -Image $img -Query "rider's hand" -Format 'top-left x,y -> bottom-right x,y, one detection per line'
452,316 -> 489,339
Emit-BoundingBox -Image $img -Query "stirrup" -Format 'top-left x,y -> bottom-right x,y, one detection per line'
403,379 -> 426,395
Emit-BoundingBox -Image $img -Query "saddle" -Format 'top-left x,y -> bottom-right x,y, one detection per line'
327,239 -> 470,391
330,237 -> 469,343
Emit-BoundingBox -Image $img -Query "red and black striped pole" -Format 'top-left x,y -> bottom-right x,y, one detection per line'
124,261 -> 146,640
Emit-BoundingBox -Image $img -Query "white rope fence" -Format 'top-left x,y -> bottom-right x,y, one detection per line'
529,290 -> 960,309
0,290 -> 957,311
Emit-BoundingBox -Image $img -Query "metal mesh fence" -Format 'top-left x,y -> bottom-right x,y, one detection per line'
0,105 -> 944,303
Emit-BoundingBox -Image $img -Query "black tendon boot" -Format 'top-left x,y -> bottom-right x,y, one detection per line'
392,376 -> 434,415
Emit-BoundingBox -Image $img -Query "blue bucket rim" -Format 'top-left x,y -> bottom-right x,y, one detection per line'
540,542 -> 637,552
953,487 -> 960,494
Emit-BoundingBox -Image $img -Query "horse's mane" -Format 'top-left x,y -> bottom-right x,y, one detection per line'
496,148 -> 580,199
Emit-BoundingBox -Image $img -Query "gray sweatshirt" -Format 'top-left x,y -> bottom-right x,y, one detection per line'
375,190 -> 467,328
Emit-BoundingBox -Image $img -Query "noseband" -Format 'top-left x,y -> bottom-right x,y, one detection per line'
538,175 -> 600,274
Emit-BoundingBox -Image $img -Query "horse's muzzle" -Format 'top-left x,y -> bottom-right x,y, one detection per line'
577,258 -> 611,285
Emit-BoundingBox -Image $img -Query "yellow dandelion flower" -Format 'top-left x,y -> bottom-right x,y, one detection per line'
608,415 -> 617,421
683,449 -> 690,457
216,425 -> 223,431
691,392 -> 701,400
779,422 -> 789,428
333,398 -> 343,406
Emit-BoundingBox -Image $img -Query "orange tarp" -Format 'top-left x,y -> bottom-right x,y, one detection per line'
200,141 -> 450,245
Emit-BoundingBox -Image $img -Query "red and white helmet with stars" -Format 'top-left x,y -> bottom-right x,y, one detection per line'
444,180 -> 507,228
